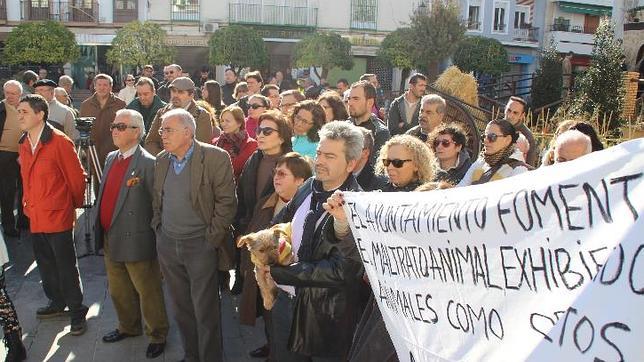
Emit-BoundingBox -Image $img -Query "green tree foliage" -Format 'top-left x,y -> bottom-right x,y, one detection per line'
378,28 -> 416,90
452,36 -> 509,77
3,21 -> 79,65
570,18 -> 625,130
408,0 -> 466,78
107,21 -> 175,68
294,32 -> 354,80
531,40 -> 563,109
208,25 -> 268,74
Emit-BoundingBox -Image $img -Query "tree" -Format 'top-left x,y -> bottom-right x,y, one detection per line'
570,18 -> 625,130
3,21 -> 79,65
378,28 -> 416,90
293,32 -> 354,80
452,36 -> 509,77
530,39 -> 563,109
408,0 -> 466,79
208,25 -> 268,74
106,21 -> 175,68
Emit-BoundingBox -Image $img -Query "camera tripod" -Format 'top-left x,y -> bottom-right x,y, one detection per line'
75,136 -> 102,258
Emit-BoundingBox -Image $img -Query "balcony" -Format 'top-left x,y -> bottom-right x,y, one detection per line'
512,26 -> 539,42
350,0 -> 377,31
21,1 -> 99,23
228,3 -> 318,28
171,0 -> 199,22
114,0 -> 137,23
550,22 -> 597,34
547,29 -> 594,55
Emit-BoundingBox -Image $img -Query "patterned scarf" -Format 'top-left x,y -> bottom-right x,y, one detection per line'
483,144 -> 516,167
216,130 -> 248,159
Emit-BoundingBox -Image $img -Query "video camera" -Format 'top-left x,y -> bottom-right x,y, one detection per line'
74,117 -> 95,139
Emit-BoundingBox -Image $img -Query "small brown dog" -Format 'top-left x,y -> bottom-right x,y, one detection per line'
237,223 -> 294,310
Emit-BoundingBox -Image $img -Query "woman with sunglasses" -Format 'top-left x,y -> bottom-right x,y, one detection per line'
459,119 -> 531,186
374,134 -> 434,192
234,111 -> 293,293
211,106 -> 258,181
291,100 -> 325,159
428,123 -> 472,185
245,94 -> 270,139
317,91 -> 349,123
117,74 -> 137,105
239,152 -> 312,361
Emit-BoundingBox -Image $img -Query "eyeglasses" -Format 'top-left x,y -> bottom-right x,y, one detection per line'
274,169 -> 291,179
294,114 -> 313,125
110,123 -> 139,131
249,103 -> 266,110
158,127 -> 186,135
482,133 -> 505,143
433,139 -> 455,148
126,78 -> 135,82
256,126 -> 278,136
382,159 -> 412,168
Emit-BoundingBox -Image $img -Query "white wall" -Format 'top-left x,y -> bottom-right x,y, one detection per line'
98,0 -> 113,23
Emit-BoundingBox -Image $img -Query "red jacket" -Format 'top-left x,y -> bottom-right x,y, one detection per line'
212,132 -> 258,181
19,123 -> 86,233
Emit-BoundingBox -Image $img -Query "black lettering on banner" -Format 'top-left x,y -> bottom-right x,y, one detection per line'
558,184 -> 584,231
600,322 -> 630,362
573,316 -> 594,354
582,181 -> 613,227
445,300 -> 504,340
529,247 -> 551,292
497,192 -> 513,234
558,307 -> 578,346
484,244 -> 503,290
588,246 -> 609,281
514,248 -> 533,291
356,237 -> 370,265
513,189 -> 534,231
500,246 -> 519,290
348,202 -> 366,229
529,313 -> 555,342
531,187 -> 564,230
555,248 -> 584,290
599,245 -> 624,285
474,198 -> 488,230
609,172 -> 642,221
409,351 -> 416,362
628,244 -> 644,294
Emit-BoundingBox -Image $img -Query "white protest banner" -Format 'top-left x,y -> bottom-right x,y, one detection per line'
343,139 -> 644,362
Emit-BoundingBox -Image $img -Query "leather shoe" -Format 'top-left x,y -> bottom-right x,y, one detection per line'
146,342 -> 165,359
249,344 -> 270,358
102,329 -> 137,343
36,304 -> 68,319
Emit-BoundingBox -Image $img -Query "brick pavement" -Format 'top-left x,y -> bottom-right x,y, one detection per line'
0,233 -> 265,361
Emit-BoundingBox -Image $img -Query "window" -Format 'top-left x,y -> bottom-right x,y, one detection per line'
514,5 -> 529,29
171,0 -> 199,21
493,1 -> 508,33
351,0 -> 377,30
115,0 -> 136,10
467,0 -> 483,31
31,0 -> 49,8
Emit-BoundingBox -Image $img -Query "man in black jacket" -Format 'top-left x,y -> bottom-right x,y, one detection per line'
347,81 -> 390,167
387,73 -> 427,135
261,121 -> 365,361
355,128 -> 387,191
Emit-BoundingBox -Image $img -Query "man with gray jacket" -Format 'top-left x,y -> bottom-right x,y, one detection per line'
94,109 -> 168,359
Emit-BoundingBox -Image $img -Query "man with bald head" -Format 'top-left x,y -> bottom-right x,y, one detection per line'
151,108 -> 236,362
554,130 -> 592,163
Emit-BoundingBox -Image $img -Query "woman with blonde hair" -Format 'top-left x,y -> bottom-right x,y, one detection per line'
374,134 -> 434,191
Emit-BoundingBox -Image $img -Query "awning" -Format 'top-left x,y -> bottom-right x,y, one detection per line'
559,1 -> 612,16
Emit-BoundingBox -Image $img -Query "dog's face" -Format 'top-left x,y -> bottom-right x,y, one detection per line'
238,223 -> 292,266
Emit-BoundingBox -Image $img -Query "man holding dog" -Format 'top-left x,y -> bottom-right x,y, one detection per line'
94,109 -> 168,359
260,121 -> 365,361
151,108 -> 237,362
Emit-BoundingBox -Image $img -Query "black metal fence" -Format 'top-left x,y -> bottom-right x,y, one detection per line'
350,0 -> 377,30
20,0 -> 99,23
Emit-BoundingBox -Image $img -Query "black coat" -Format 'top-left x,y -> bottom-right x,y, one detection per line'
271,176 -> 364,358
235,150 -> 277,235
356,161 -> 388,192
387,93 -> 420,136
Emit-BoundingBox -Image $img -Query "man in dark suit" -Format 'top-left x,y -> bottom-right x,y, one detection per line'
95,109 -> 168,359
151,108 -> 237,362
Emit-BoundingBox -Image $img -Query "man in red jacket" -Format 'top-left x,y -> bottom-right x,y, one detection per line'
17,94 -> 88,336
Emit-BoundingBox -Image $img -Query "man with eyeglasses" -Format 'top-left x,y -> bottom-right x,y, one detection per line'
279,89 -> 305,117
152,108 -> 237,362
406,94 -> 446,143
144,77 -> 214,155
156,64 -> 182,103
347,80 -> 390,167
33,79 -> 76,140
94,109 -> 169,358
17,94 -> 88,336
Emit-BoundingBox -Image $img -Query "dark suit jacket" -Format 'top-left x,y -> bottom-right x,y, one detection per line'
94,145 -> 156,262
387,93 -> 420,135
151,140 -> 238,270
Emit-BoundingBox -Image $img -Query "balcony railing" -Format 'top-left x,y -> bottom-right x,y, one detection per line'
229,3 -> 317,27
467,20 -> 481,31
512,26 -> 539,42
350,0 -> 377,30
550,23 -> 597,34
0,0 -> 6,20
171,1 -> 199,22
21,1 -> 99,23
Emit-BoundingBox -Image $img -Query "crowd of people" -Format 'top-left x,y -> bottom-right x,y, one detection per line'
0,63 -> 610,362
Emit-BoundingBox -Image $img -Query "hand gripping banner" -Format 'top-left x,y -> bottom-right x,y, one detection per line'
343,139 -> 644,362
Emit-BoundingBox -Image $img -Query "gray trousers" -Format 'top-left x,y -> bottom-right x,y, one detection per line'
157,230 -> 221,362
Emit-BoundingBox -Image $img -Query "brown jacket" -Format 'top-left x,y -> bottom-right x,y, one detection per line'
144,100 -> 214,156
80,93 -> 126,167
151,140 -> 237,270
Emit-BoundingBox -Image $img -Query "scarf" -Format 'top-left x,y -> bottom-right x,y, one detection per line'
482,144 -> 516,167
297,175 -> 356,262
216,130 -> 248,159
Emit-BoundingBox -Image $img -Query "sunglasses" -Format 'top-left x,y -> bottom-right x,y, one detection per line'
249,103 -> 266,110
482,132 -> 505,143
110,123 -> 138,131
433,139 -> 455,148
256,126 -> 278,136
382,158 -> 412,168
